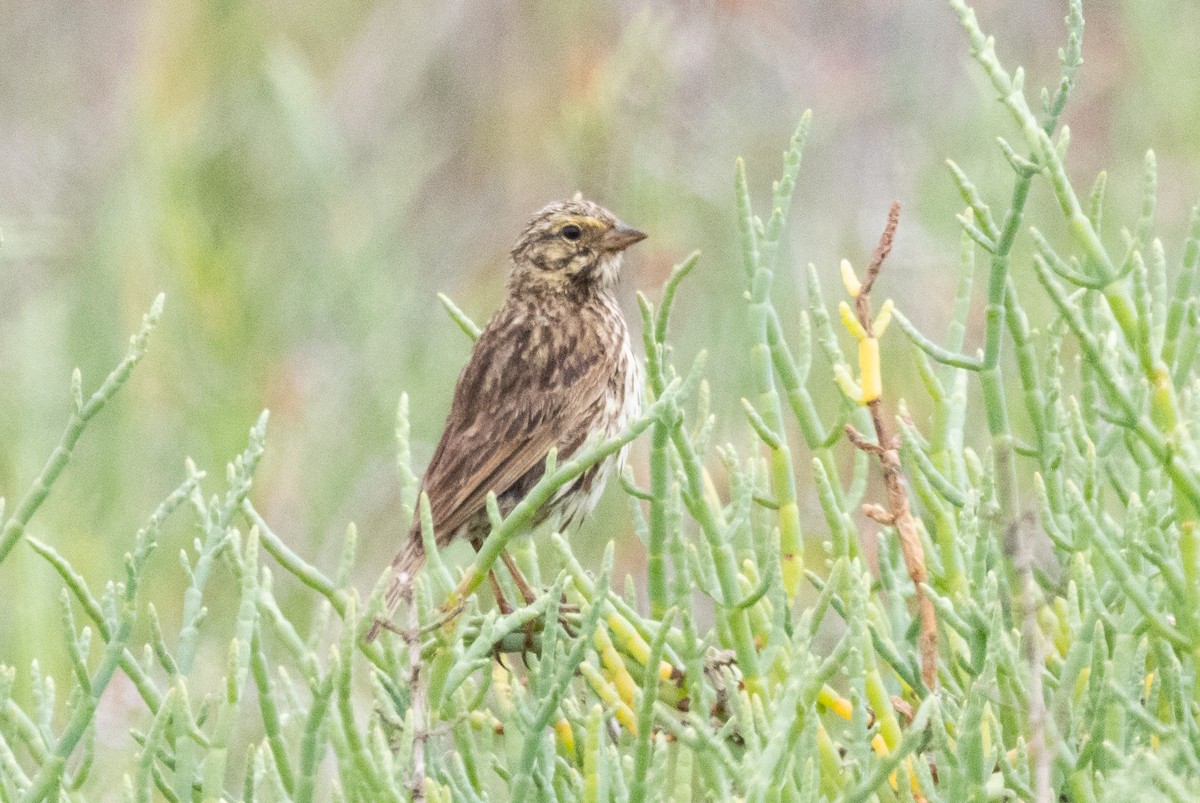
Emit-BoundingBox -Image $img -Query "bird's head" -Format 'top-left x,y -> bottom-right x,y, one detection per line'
509,198 -> 646,295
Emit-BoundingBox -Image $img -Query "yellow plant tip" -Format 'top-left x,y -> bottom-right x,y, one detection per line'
840,259 -> 862,297
658,660 -> 681,683
613,703 -> 637,733
869,734 -> 899,790
903,756 -> 922,796
579,662 -> 638,735
833,364 -> 864,404
554,719 -> 575,753
838,301 -> 867,341
874,299 -> 895,336
818,685 -> 853,720
859,338 -> 882,403
468,710 -> 504,734
594,626 -> 639,709
606,612 -> 652,667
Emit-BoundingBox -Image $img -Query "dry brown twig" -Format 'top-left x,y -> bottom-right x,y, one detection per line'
843,202 -> 939,692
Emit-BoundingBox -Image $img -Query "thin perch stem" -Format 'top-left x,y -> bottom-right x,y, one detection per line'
846,203 -> 938,691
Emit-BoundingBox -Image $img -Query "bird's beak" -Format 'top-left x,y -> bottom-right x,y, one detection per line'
600,224 -> 648,252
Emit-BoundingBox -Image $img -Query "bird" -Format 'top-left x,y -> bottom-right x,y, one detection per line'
367,198 -> 646,641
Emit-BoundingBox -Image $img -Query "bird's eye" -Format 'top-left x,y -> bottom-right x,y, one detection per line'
561,225 -> 582,241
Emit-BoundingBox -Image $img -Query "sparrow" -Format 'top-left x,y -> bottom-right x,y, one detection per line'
368,199 -> 645,640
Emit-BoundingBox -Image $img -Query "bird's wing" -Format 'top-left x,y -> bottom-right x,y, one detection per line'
416,304 -> 612,543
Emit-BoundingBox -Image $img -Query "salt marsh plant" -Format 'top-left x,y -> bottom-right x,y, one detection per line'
3,0 -> 1200,800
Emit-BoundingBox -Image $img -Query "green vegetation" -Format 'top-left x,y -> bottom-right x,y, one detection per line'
3,0 -> 1200,799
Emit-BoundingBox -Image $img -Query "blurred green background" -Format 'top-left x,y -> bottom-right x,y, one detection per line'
1,0 -> 1198,692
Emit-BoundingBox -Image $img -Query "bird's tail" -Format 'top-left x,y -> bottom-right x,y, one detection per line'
365,536 -> 426,642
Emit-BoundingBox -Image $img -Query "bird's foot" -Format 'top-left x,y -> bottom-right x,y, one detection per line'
369,617 -> 407,639
425,596 -> 468,635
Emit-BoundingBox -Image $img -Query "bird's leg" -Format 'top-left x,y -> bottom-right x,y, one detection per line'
488,570 -> 514,615
498,550 -> 582,613
499,550 -> 581,639
467,534 -> 515,616
497,551 -> 543,651
500,551 -> 538,605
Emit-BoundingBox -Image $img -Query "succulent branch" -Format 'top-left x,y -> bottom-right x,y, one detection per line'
3,1 -> 1200,798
